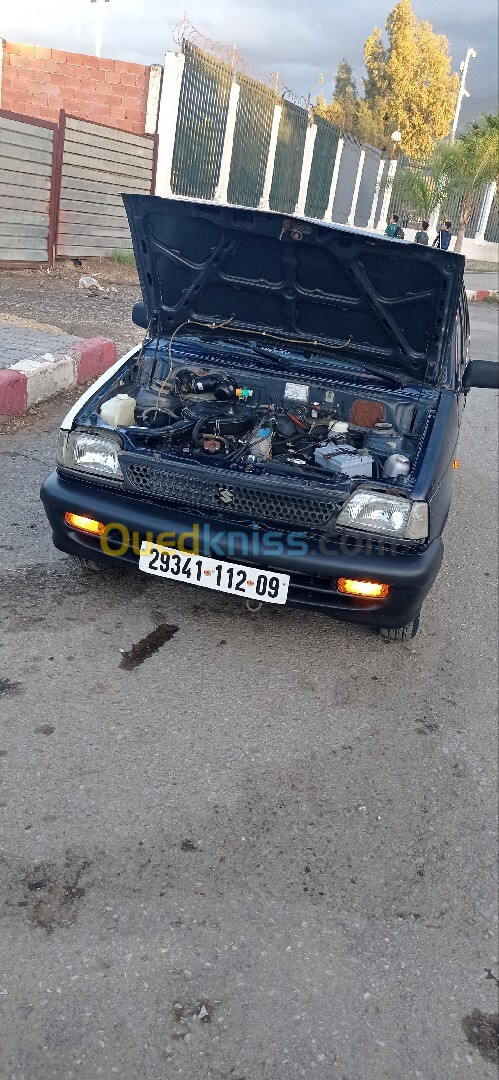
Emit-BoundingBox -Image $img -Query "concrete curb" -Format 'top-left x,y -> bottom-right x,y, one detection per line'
466,289 -> 499,302
0,337 -> 117,417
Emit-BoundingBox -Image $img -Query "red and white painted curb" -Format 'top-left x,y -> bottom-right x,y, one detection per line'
466,289 -> 499,302
0,337 -> 116,417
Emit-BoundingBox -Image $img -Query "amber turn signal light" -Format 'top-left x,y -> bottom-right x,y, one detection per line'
64,512 -> 105,536
337,577 -> 389,599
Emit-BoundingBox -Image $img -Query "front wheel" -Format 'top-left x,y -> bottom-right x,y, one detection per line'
379,615 -> 420,642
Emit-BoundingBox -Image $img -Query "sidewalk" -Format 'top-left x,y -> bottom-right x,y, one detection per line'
463,271 -> 499,296
0,320 -> 79,371
0,316 -> 116,417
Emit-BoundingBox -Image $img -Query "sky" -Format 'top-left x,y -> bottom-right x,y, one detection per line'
2,0 -> 498,123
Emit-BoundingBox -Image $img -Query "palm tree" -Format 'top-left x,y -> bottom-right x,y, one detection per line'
443,115 -> 499,251
389,152 -> 454,222
388,115 -> 498,250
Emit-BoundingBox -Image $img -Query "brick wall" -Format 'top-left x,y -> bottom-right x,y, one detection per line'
1,41 -> 150,134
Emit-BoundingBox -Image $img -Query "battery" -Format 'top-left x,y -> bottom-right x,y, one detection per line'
314,443 -> 373,477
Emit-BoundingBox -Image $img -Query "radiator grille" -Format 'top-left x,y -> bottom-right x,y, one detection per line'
124,462 -> 338,529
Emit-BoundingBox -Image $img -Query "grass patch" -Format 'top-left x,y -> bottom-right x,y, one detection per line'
106,251 -> 137,267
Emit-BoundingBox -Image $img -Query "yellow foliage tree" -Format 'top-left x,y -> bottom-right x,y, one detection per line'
364,0 -> 459,158
355,99 -> 387,148
314,98 -> 346,129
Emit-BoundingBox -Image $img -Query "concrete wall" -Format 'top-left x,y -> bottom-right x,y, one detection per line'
399,228 -> 499,262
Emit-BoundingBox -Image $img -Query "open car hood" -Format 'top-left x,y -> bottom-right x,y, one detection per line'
123,195 -> 465,383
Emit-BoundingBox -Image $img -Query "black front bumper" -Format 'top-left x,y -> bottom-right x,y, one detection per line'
40,470 -> 443,629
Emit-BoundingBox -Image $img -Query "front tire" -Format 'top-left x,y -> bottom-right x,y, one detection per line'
379,615 -> 420,641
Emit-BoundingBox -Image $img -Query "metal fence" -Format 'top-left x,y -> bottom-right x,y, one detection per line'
355,145 -> 382,227
162,43 -> 382,225
0,107 -> 157,266
171,41 -> 232,200
485,188 -> 499,243
227,73 -> 276,207
304,116 -> 340,220
0,110 -> 57,266
156,42 -> 498,250
269,100 -> 309,214
57,115 -> 156,257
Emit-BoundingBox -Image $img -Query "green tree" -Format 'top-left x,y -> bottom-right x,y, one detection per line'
388,146 -> 456,220
334,58 -> 357,99
334,59 -> 358,130
387,116 -> 499,250
440,115 -> 499,251
363,0 -> 459,158
315,59 -> 358,131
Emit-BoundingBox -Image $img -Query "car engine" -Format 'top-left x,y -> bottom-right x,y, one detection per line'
90,343 -> 428,486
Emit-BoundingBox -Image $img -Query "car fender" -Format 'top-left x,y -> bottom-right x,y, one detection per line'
60,344 -> 141,431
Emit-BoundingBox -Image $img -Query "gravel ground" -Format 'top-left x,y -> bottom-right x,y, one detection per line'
0,260 -> 143,359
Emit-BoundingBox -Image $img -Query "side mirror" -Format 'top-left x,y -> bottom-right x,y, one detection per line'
132,301 -> 149,330
462,359 -> 499,390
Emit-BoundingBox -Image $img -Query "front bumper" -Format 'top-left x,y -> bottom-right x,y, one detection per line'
40,470 -> 443,629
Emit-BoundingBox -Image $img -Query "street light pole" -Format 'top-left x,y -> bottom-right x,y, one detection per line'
429,48 -> 477,238
451,47 -> 476,141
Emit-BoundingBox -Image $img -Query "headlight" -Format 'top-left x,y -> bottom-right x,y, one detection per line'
336,488 -> 428,540
57,430 -> 123,480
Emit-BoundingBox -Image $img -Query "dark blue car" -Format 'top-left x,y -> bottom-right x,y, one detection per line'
40,197 -> 499,639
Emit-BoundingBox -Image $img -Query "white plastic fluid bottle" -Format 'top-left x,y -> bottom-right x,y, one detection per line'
99,394 -> 136,427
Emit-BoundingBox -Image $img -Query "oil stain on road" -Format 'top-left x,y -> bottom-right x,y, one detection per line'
119,623 -> 179,670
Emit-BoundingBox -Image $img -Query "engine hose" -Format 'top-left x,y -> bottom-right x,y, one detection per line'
192,417 -> 210,449
192,415 -> 253,449
272,431 -> 308,451
130,418 -> 195,442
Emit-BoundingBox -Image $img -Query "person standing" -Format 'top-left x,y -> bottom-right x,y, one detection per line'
385,213 -> 405,239
433,221 -> 452,250
415,221 -> 429,245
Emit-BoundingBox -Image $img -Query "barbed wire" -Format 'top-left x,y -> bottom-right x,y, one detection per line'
280,86 -> 311,110
239,62 -> 280,92
171,17 -> 284,94
171,17 -> 236,65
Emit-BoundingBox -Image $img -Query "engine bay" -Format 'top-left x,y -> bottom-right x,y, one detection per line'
86,338 -> 434,489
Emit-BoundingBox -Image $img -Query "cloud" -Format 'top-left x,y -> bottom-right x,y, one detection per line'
2,0 -> 498,108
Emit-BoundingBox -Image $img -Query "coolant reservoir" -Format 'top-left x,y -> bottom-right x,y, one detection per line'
99,393 -> 136,427
364,422 -> 404,457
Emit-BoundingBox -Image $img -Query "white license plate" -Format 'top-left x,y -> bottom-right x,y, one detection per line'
139,543 -> 289,604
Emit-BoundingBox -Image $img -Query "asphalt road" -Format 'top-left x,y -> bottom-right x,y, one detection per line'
0,305 -> 498,1080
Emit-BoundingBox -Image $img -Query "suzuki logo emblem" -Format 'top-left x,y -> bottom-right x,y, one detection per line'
217,487 -> 235,505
